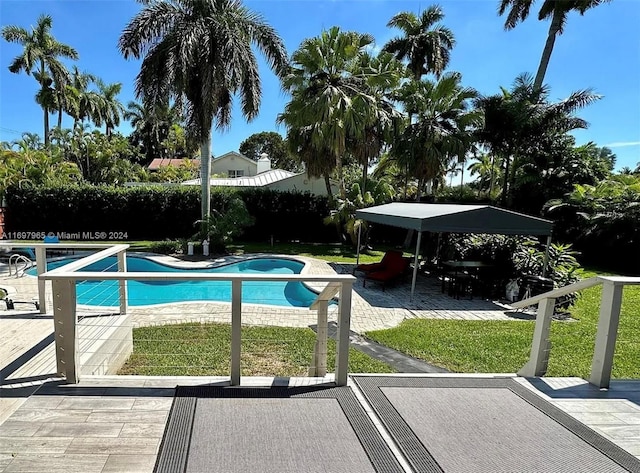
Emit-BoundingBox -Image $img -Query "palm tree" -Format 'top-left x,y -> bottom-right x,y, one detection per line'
125,100 -> 181,163
283,122 -> 336,197
65,66 -> 101,129
476,73 -> 600,205
96,80 -> 125,137
467,151 -> 502,195
2,14 -> 78,146
279,26 -> 375,199
498,0 -> 612,90
349,51 -> 404,188
119,0 -> 288,221
383,5 -> 455,80
392,72 -> 480,199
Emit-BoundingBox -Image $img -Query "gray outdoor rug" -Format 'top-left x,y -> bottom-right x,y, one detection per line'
353,376 -> 640,473
154,384 -> 404,473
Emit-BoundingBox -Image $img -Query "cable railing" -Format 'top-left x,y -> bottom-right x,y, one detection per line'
17,242 -> 356,386
513,275 -> 640,389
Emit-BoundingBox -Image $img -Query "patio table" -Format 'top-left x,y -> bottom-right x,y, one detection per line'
441,260 -> 491,298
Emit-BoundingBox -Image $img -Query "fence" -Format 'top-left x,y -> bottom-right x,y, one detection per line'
513,275 -> 640,388
1,242 -> 356,386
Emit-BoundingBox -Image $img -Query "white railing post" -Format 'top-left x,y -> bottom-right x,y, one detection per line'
35,246 -> 47,313
518,297 -> 555,377
52,278 -> 79,383
590,281 -> 624,388
335,281 -> 353,386
309,300 -> 328,377
231,280 -> 242,385
117,250 -> 128,315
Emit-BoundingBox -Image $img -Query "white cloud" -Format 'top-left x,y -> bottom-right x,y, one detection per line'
604,141 -> 640,148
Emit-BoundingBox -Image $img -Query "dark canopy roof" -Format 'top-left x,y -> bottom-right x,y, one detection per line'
355,203 -> 553,236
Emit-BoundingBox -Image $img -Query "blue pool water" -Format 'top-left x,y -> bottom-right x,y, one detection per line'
31,255 -> 319,307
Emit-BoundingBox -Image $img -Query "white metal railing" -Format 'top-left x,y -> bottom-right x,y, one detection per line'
28,243 -> 355,386
1,242 -> 124,313
513,275 -> 640,388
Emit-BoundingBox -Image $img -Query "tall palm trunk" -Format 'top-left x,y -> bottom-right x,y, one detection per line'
323,173 -> 333,199
335,154 -> 346,199
501,151 -> 511,206
489,154 -> 496,196
43,106 -> 50,147
57,108 -> 63,128
534,8 -> 563,91
200,130 -> 212,221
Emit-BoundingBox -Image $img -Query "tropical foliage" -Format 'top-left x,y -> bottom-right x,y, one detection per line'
2,14 -> 79,146
119,0 -> 289,221
383,5 -> 455,80
194,196 -> 254,252
545,176 -> 640,272
279,27 -> 402,198
239,132 -> 302,172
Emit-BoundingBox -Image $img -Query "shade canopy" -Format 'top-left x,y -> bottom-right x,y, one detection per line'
355,203 -> 552,236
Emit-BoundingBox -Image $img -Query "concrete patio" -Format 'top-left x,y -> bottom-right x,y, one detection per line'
1,255 -> 640,472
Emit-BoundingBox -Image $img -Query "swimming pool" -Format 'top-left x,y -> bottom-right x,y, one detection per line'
31,255 -> 320,308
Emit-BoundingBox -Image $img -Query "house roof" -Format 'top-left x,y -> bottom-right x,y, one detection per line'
148,158 -> 200,171
355,203 -> 553,236
182,169 -> 297,187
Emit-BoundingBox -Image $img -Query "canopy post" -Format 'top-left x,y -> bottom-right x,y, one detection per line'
542,235 -> 552,278
356,224 -> 362,265
411,231 -> 422,300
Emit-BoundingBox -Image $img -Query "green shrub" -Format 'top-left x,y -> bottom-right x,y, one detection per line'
148,239 -> 183,255
4,185 -> 337,242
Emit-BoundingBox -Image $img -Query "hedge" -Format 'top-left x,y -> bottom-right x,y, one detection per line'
4,185 -> 338,243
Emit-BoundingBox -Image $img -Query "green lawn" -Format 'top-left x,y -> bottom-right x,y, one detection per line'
119,323 -> 395,376
227,241 -> 405,264
365,281 -> 640,379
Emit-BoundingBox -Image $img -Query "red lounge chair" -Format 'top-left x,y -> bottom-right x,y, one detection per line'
353,250 -> 404,275
363,255 -> 411,290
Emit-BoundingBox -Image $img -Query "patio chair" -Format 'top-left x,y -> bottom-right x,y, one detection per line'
363,255 -> 411,290
353,250 -> 404,275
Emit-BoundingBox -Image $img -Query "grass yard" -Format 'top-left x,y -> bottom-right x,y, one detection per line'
365,280 -> 640,379
119,323 -> 395,376
228,241 -> 406,264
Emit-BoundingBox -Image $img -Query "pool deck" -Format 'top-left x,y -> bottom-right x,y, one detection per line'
2,254 -> 640,471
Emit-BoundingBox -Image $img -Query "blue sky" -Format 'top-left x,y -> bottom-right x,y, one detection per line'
1,0 -> 639,171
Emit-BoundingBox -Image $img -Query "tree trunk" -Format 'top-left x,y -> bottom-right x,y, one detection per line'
200,130 -> 212,221
57,108 -> 63,129
361,161 -> 368,193
323,173 -> 333,199
336,154 -> 346,199
489,154 -> 496,196
44,106 -> 50,147
501,153 -> 511,206
534,8 -> 563,91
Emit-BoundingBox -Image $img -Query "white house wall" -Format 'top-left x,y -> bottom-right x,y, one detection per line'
211,153 -> 257,177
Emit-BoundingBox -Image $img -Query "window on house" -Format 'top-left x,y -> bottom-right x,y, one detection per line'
228,170 -> 244,178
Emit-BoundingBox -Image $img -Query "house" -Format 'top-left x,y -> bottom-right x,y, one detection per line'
181,151 -> 338,197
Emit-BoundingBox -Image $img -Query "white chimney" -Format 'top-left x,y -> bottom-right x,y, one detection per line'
257,152 -> 271,174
